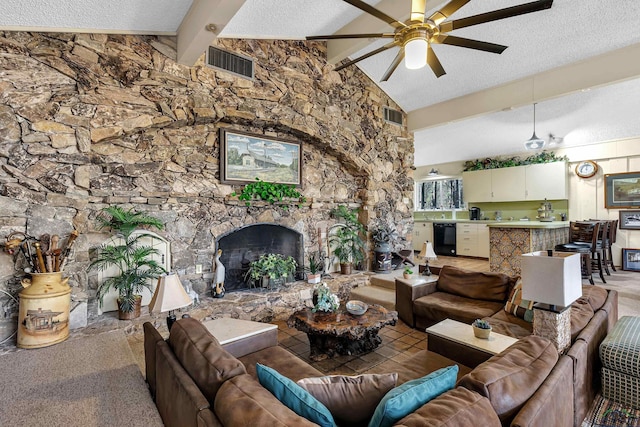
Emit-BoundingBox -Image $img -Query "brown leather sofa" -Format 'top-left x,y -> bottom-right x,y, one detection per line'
143,309 -> 613,426
395,264 -> 619,426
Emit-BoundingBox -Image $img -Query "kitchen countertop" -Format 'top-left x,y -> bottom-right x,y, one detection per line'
414,218 -> 570,228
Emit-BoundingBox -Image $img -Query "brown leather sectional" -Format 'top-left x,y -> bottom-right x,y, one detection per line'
395,265 -> 618,426
144,275 -> 617,427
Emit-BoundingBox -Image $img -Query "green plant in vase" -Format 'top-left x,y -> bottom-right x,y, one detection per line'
89,206 -> 167,320
329,205 -> 365,275
246,253 -> 297,288
305,251 -> 324,284
312,282 -> 339,313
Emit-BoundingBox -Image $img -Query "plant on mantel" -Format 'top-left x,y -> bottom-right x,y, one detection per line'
231,178 -> 306,209
463,151 -> 568,171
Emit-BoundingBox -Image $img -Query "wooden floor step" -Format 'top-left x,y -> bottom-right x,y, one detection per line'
370,273 -> 401,290
348,285 -> 395,311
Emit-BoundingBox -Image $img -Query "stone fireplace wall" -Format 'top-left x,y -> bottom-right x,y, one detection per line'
0,32 -> 415,322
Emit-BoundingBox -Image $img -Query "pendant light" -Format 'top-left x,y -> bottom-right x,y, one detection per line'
524,103 -> 545,150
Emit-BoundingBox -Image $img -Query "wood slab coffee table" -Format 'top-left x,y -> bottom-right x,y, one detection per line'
287,305 -> 397,361
426,319 -> 518,367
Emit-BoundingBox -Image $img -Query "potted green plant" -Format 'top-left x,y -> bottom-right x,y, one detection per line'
246,253 -> 297,289
329,206 -> 365,275
90,206 -> 167,320
403,267 -> 413,279
472,319 -> 492,339
305,251 -> 324,284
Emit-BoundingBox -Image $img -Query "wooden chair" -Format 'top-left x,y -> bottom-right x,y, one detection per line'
555,221 -> 601,285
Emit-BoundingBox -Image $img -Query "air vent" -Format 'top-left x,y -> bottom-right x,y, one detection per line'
206,46 -> 254,80
383,107 -> 403,126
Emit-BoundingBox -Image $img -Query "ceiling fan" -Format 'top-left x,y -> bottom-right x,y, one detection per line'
307,0 -> 553,81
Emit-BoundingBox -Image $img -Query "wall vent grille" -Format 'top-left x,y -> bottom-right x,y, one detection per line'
383,107 -> 403,126
206,46 -> 254,80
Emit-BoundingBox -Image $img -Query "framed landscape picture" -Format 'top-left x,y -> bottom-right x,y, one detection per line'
219,129 -> 302,186
605,172 -> 640,208
622,248 -> 640,272
619,210 -> 640,230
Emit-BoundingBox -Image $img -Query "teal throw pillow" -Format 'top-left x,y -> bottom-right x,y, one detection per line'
368,365 -> 458,427
256,363 -> 336,427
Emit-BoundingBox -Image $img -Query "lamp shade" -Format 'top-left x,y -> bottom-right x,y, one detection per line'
404,38 -> 428,70
418,241 -> 437,260
149,273 -> 193,314
521,251 -> 582,307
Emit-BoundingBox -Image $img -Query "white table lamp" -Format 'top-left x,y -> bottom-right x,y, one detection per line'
149,273 -> 193,330
521,251 -> 582,352
418,241 -> 437,276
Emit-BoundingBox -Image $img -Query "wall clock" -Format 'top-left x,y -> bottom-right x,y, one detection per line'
575,160 -> 598,178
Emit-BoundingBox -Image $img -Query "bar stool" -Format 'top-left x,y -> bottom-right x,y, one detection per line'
555,221 -> 600,285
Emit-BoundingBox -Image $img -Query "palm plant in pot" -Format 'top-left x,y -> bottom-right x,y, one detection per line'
329,205 -> 365,275
90,206 -> 167,320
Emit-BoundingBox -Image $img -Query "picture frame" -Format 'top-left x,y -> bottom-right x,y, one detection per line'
622,248 -> 640,272
604,172 -> 640,209
619,210 -> 640,230
219,129 -> 302,186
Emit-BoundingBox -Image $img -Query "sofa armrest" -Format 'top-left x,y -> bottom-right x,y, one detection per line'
396,277 -> 438,328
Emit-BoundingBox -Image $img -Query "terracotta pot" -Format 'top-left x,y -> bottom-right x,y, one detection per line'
117,295 -> 142,320
473,325 -> 491,339
403,273 -> 411,279
340,263 -> 353,275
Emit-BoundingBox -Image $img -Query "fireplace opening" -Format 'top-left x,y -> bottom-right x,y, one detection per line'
216,223 -> 304,292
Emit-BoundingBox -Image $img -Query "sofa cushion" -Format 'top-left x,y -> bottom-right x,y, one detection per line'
168,318 -> 247,405
571,297 -> 595,341
297,373 -> 397,427
240,345 -> 323,381
257,364 -> 336,427
414,292 -> 505,326
215,373 -> 318,426
436,265 -> 512,302
458,335 -> 558,425
369,365 -> 458,427
394,387 -> 501,427
503,279 -> 534,322
579,285 -> 608,311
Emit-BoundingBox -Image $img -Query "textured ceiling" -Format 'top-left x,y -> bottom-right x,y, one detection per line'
1,0 -> 640,167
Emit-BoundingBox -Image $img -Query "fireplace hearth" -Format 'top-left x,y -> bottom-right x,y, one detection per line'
216,224 -> 304,292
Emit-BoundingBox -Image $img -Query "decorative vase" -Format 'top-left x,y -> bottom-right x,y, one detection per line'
374,242 -> 392,273
117,295 -> 142,320
18,272 -> 71,348
403,273 -> 411,279
473,325 -> 491,339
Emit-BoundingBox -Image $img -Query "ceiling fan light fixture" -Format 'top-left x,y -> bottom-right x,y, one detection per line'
404,38 -> 428,70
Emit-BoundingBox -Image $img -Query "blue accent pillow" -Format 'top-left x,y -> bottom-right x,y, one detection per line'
368,365 -> 458,427
256,364 -> 336,427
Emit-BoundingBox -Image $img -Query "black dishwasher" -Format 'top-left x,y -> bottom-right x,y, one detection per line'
433,223 -> 456,256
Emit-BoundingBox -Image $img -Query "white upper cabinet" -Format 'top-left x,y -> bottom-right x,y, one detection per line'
524,162 -> 568,200
463,162 -> 567,202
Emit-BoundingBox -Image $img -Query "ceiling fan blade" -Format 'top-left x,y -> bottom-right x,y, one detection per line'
342,0 -> 406,29
410,0 -> 427,22
440,0 -> 553,32
427,0 -> 470,25
334,41 -> 398,72
307,33 -> 394,41
381,50 -> 405,82
435,34 -> 507,54
427,45 -> 446,78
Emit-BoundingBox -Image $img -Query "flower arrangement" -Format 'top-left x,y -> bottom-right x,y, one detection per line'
473,319 -> 491,329
312,282 -> 340,313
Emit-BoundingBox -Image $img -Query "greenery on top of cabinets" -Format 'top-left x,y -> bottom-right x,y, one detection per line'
232,178 -> 306,208
463,151 -> 568,171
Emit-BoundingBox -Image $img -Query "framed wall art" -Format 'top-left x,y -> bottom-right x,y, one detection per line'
604,172 -> 640,209
622,248 -> 640,272
219,129 -> 302,186
619,210 -> 640,230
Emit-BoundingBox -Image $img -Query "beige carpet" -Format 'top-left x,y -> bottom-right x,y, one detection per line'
0,330 -> 163,427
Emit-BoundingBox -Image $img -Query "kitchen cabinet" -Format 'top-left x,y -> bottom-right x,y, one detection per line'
463,162 -> 567,203
456,223 -> 489,258
413,222 -> 433,251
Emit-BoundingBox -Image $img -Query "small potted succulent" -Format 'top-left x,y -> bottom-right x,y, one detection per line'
305,251 -> 324,284
472,319 -> 492,339
403,266 -> 413,279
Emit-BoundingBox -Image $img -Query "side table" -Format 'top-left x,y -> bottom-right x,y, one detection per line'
202,318 -> 278,358
287,305 -> 397,361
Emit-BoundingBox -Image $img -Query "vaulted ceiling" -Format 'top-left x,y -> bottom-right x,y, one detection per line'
2,0 -> 640,166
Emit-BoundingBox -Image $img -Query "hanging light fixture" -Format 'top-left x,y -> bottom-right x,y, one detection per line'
524,103 -> 545,150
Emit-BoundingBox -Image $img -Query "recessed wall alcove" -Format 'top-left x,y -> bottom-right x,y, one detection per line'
216,223 -> 304,291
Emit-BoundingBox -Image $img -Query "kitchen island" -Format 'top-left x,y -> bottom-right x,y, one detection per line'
487,221 -> 570,276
